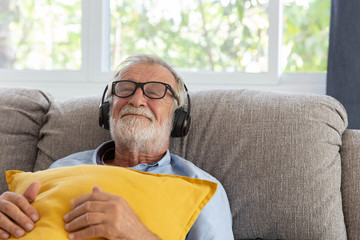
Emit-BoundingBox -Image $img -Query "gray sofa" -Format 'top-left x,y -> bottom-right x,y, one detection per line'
1,87 -> 360,240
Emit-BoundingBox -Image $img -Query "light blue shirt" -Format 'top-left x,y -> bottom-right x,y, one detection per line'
49,141 -> 234,240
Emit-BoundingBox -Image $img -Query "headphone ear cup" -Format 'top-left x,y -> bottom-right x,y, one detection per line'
171,108 -> 191,138
99,101 -> 110,130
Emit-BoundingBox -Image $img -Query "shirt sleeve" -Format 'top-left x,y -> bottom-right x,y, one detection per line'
186,181 -> 234,240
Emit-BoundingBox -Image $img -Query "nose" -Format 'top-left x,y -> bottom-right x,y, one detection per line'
127,87 -> 147,107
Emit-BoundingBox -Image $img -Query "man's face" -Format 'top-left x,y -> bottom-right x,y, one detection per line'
109,63 -> 178,153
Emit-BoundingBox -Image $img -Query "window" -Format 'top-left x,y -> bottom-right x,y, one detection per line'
0,0 -> 330,97
110,0 -> 269,73
1,0 -> 81,70
283,0 -> 330,73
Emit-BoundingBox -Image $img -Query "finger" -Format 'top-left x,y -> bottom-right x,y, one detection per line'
0,195 -> 36,232
0,212 -> 26,239
68,224 -> 105,240
0,228 -> 10,240
92,185 -> 102,193
65,212 -> 105,232
22,181 -> 41,223
69,193 -> 92,211
0,229 -> 9,240
64,200 -> 108,223
22,181 -> 41,203
2,192 -> 39,223
70,188 -> 110,210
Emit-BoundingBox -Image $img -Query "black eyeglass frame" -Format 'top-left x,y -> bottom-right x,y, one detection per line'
111,80 -> 180,104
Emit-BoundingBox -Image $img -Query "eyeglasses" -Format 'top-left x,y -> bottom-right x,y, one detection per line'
112,80 -> 179,104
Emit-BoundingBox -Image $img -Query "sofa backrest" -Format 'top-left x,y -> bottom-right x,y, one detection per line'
0,87 -> 349,239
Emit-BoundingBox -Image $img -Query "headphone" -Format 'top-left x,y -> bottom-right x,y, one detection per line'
99,83 -> 191,138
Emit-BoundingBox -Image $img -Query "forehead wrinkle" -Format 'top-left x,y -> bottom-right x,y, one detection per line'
118,66 -> 144,82
119,63 -> 177,86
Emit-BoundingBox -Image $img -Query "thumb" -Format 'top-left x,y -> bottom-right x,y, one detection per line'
23,181 -> 41,203
92,185 -> 103,193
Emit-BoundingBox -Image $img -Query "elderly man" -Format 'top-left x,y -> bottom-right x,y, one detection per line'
0,54 -> 233,239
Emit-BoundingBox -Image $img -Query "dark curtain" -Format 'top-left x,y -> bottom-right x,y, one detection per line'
327,0 -> 360,129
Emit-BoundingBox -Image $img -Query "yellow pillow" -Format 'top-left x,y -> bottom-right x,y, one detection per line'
6,165 -> 217,240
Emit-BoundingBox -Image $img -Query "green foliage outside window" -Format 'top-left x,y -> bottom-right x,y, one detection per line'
0,0 -> 81,70
110,0 -> 269,72
0,0 -> 329,73
283,0 -> 330,73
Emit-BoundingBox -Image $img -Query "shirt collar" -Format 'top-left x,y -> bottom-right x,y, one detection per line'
130,150 -> 171,171
92,140 -> 171,170
93,140 -> 114,165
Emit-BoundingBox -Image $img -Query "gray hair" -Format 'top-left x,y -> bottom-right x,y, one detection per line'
108,54 -> 185,108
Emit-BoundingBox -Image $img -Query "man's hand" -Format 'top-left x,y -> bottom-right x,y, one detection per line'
63,186 -> 159,240
0,181 -> 41,239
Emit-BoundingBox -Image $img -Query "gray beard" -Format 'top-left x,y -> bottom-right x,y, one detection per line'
109,109 -> 173,154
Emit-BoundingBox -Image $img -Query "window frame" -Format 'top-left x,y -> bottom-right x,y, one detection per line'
0,0 -> 326,98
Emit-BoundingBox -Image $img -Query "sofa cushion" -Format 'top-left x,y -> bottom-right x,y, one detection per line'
0,88 -> 50,193
170,89 -> 348,239
35,95 -> 111,171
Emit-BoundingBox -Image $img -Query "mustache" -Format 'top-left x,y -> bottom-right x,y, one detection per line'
118,106 -> 155,121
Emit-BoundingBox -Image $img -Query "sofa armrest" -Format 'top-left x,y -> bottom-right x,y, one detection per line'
341,129 -> 360,240
0,88 -> 51,193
